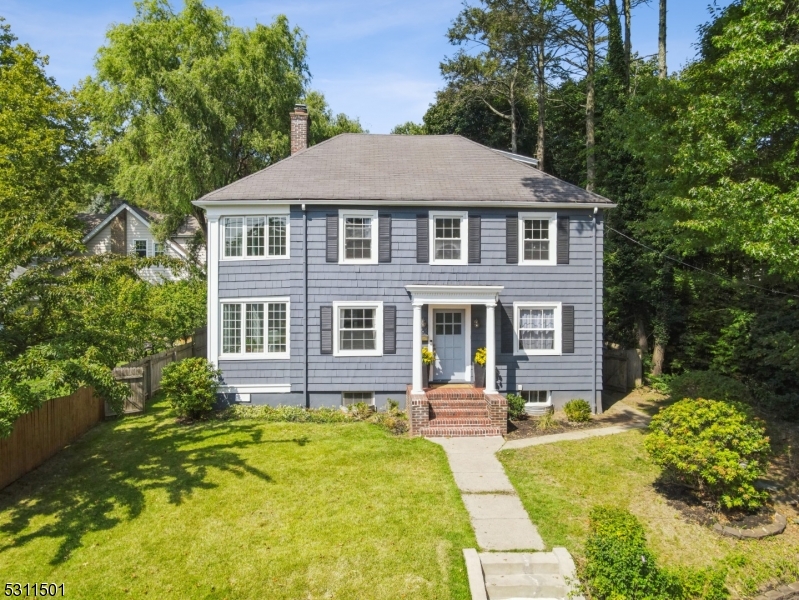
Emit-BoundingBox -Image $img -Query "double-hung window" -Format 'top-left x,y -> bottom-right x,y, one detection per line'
519,212 -> 557,265
133,240 -> 148,258
430,211 -> 468,265
220,298 -> 290,358
153,242 -> 165,257
338,210 -> 377,264
223,215 -> 289,259
333,301 -> 383,356
514,302 -> 561,355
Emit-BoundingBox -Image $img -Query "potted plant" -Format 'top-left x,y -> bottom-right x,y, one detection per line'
473,347 -> 486,388
421,346 -> 435,389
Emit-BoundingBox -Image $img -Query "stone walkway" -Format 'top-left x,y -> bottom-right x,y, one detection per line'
502,421 -> 646,450
430,436 -> 583,599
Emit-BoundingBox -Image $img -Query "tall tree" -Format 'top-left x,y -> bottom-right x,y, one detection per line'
444,2 -> 536,152
658,0 -> 667,77
80,0 -> 309,239
0,18 -> 103,280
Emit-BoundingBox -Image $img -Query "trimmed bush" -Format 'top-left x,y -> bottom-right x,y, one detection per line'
161,357 -> 221,419
669,371 -> 749,403
506,393 -> 526,420
564,398 -> 591,422
584,506 -> 677,599
584,506 -> 728,600
645,398 -> 770,510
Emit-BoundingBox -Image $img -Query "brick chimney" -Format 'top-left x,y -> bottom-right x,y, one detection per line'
290,104 -> 310,155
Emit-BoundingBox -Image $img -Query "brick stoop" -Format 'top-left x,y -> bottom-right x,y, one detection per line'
408,385 -> 507,437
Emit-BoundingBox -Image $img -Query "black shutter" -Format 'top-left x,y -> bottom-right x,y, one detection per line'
320,306 -> 333,354
383,305 -> 397,354
468,215 -> 481,264
416,214 -> 429,263
506,215 -> 518,264
562,305 -> 575,353
326,215 -> 338,263
500,300 -> 514,354
557,216 -> 570,265
378,214 -> 392,263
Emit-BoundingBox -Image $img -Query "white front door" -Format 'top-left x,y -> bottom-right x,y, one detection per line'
433,310 -> 467,382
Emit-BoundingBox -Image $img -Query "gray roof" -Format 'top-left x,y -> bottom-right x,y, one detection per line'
196,134 -> 612,205
79,202 -> 202,239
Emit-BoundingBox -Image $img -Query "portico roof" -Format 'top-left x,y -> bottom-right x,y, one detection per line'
405,285 -> 504,306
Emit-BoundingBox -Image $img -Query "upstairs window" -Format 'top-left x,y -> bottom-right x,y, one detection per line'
223,215 -> 289,259
519,213 -> 557,265
338,210 -> 377,264
153,242 -> 165,257
221,299 -> 289,358
133,240 -> 148,258
430,211 -> 468,265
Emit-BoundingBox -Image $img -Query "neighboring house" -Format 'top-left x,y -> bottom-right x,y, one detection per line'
193,104 -> 613,436
79,201 -> 205,280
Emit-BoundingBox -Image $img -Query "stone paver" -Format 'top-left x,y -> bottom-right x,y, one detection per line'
430,437 -> 544,551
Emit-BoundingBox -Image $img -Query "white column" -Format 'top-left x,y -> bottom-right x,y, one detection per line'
485,303 -> 497,394
412,303 -> 423,393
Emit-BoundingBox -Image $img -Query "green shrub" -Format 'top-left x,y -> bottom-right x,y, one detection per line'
347,401 -> 375,421
368,407 -> 409,435
584,506 -> 729,600
645,398 -> 770,510
648,373 -> 674,394
227,404 -> 351,423
669,371 -> 750,403
161,357 -> 221,419
506,393 -> 526,420
536,411 -> 559,432
584,506 -> 678,599
564,399 -> 591,422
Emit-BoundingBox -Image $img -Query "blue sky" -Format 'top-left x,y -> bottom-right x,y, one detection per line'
3,0 -> 730,133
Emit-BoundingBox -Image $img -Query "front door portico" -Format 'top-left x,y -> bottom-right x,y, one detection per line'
406,285 -> 503,395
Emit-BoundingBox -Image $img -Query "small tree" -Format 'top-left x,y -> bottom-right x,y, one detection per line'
645,398 -> 770,510
161,358 -> 221,420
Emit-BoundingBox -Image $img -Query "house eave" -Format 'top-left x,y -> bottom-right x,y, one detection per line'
193,199 -> 616,211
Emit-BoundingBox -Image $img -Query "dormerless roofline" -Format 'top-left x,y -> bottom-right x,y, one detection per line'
193,199 -> 616,210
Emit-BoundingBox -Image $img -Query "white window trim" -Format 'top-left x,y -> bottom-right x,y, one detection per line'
513,302 -> 562,356
338,209 -> 378,265
132,239 -> 149,257
341,391 -> 376,407
218,296 -> 290,360
333,301 -> 383,357
522,390 -> 552,406
518,212 -> 557,266
429,210 -> 468,266
220,213 -> 290,261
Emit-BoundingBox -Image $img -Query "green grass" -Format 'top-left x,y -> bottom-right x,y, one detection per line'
499,431 -> 799,598
0,397 -> 475,599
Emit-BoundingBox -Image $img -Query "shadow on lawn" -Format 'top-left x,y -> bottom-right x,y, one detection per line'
0,400 -> 301,565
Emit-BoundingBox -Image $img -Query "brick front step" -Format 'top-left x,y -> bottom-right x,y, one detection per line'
426,389 -> 485,401
430,407 -> 491,418
427,417 -> 493,427
428,399 -> 488,408
420,426 -> 503,437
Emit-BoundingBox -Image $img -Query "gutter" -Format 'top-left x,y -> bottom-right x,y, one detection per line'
302,203 -> 309,409
593,207 -> 600,414
193,199 -> 616,211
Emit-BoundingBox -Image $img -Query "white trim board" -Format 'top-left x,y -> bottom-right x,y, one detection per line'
194,200 -> 616,210
406,284 -> 503,307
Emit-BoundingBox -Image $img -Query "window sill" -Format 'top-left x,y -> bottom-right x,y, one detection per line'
514,350 -> 562,357
218,353 -> 290,361
220,255 -> 290,262
338,259 -> 378,265
332,350 -> 384,358
519,260 -> 557,266
430,260 -> 468,266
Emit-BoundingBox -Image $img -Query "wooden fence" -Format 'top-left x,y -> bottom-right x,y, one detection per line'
603,346 -> 643,393
0,387 -> 104,490
106,326 -> 207,416
1,327 -> 208,491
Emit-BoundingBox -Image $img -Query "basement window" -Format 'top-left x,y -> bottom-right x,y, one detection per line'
341,392 -> 375,407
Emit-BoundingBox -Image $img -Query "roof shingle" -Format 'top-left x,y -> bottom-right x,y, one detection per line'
196,134 -> 612,205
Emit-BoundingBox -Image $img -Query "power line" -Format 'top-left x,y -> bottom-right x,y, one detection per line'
606,226 -> 799,300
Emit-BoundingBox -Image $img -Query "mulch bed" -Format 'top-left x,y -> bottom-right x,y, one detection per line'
653,481 -> 777,529
505,417 -> 614,440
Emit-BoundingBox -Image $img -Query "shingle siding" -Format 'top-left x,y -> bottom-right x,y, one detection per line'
215,205 -> 604,405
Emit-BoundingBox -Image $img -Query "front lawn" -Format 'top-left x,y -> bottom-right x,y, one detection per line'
499,431 -> 799,598
0,397 -> 475,599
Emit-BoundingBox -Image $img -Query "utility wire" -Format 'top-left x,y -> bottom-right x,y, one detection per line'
606,225 -> 799,300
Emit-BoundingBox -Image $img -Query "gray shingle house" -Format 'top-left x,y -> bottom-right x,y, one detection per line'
194,105 -> 613,436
